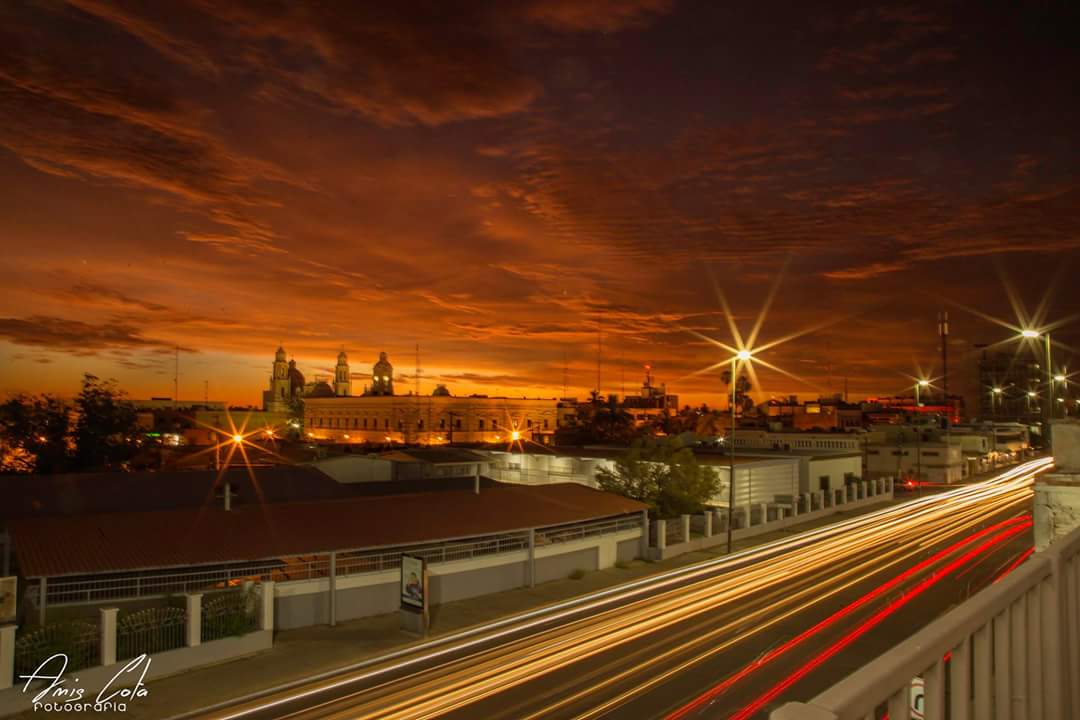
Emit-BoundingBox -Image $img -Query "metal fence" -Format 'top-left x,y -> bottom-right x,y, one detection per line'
665,519 -> 686,546
39,514 -> 643,607
14,620 -> 100,678
201,589 -> 257,643
117,606 -> 186,660
770,519 -> 1080,720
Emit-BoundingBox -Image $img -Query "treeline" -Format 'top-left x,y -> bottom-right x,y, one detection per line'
0,374 -> 140,474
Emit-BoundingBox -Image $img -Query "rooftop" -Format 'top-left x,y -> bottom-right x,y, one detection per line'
11,483 -> 648,578
0,465 -> 494,525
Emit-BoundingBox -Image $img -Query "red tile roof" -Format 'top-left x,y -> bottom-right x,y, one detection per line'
11,483 -> 647,578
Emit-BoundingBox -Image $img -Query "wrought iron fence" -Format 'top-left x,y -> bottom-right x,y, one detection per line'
117,606 -> 186,660
201,589 -> 258,643
665,519 -> 685,545
14,620 -> 99,678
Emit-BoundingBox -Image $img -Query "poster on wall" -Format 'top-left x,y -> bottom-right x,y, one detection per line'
400,555 -> 426,611
0,576 -> 16,623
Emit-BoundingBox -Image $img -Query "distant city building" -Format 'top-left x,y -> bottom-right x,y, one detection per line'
976,349 -> 1044,421
861,395 -> 964,425
618,365 -> 678,424
299,350 -> 562,444
764,395 -> 863,431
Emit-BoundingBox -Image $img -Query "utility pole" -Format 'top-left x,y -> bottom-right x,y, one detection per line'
596,313 -> 603,398
939,310 -> 951,481
174,346 -> 180,410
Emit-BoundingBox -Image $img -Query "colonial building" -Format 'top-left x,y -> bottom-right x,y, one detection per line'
302,351 -> 562,444
263,346 -> 350,412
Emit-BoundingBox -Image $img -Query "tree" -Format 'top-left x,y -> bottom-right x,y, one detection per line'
720,370 -> 754,414
554,396 -> 638,445
0,394 -> 70,473
73,374 -> 139,471
596,437 -> 720,517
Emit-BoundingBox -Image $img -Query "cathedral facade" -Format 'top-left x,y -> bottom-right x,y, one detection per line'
262,346 -> 352,412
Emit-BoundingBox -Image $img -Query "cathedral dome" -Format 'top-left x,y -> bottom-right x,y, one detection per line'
432,384 -> 451,397
308,381 -> 335,398
288,360 -> 305,396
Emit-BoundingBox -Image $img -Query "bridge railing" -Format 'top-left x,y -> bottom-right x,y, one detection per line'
771,522 -> 1080,720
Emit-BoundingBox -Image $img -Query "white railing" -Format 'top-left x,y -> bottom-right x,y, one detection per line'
41,514 -> 640,606
770,522 -> 1080,720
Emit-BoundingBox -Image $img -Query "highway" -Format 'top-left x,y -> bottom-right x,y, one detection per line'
187,457 -> 1050,720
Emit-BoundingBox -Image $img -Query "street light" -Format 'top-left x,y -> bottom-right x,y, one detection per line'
915,379 -> 930,407
727,348 -> 752,555
991,386 -> 1003,417
231,433 -> 243,444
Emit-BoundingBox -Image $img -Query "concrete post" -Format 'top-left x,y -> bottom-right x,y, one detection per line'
680,514 -> 690,544
655,519 -> 666,551
703,511 -> 712,537
714,509 -> 726,534
99,608 -> 117,666
802,492 -> 812,514
861,480 -> 869,499
527,528 -> 536,587
0,624 -> 15,690
640,510 -> 649,557
329,551 -> 337,627
259,581 -> 275,632
185,593 -> 202,647
742,506 -> 751,529
759,502 -> 768,525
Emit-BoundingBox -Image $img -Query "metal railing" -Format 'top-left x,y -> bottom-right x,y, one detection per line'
14,620 -> 100,678
117,606 -> 186,660
41,514 -> 642,606
536,515 -> 642,546
770,521 -> 1080,720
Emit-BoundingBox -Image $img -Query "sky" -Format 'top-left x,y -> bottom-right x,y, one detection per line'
0,1 -> 1077,409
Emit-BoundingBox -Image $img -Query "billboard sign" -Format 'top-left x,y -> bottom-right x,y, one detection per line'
401,555 -> 426,611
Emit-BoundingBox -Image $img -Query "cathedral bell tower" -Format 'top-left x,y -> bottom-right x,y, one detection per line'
266,346 -> 291,412
334,350 -> 352,397
370,352 -> 394,396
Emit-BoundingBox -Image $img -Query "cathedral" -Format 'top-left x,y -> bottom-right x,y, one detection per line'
262,347 -> 403,412
262,346 -> 353,412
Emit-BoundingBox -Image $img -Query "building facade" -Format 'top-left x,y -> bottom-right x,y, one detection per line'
305,394 -> 562,445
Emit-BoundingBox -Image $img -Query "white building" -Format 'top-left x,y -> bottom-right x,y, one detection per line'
865,439 -> 964,484
481,448 -> 803,509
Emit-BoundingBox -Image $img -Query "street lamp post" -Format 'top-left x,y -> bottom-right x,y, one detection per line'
1021,329 -> 1053,427
727,349 -> 751,555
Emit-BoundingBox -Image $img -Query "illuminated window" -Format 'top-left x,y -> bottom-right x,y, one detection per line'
479,419 -> 485,430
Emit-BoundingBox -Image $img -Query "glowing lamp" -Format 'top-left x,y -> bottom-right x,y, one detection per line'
736,349 -> 752,361
1028,391 -> 1037,398
511,430 -> 521,441
992,387 -> 1003,394
232,434 -> 243,444
918,380 -> 930,387
1021,329 -> 1040,339
1055,374 -> 1066,382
